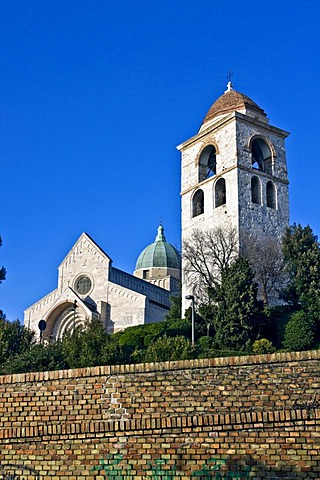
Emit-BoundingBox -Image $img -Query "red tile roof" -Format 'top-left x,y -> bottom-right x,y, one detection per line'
202,90 -> 266,125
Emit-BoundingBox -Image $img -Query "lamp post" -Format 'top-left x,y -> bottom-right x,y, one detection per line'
72,300 -> 77,334
185,295 -> 195,346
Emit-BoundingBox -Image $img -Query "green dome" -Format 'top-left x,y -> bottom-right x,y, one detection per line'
135,225 -> 181,270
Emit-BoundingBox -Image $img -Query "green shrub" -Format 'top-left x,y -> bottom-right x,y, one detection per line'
142,335 -> 194,363
0,318 -> 34,365
195,335 -> 215,358
252,338 -> 276,354
283,311 -> 315,351
0,342 -> 66,374
163,318 -> 191,339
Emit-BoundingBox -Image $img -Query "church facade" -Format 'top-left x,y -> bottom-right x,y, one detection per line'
24,227 -> 180,341
25,82 -> 290,338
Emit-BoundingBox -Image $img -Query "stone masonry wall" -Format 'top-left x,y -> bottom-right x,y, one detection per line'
0,351 -> 319,479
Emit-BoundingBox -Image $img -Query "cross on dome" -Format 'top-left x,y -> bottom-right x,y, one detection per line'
225,71 -> 234,93
225,81 -> 233,93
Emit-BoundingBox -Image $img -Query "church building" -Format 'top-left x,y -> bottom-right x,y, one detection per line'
25,81 -> 290,337
24,226 -> 181,340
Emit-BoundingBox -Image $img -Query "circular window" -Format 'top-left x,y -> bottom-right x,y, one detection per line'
75,276 -> 92,295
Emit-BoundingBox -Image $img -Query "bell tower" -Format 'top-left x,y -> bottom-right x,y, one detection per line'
177,83 -> 290,308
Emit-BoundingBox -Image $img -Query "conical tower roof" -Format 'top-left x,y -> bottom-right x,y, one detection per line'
201,83 -> 267,127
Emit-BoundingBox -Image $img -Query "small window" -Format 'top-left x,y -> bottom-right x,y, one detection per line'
251,138 -> 272,175
198,145 -> 217,182
192,189 -> 204,217
143,270 -> 149,279
266,181 -> 276,209
215,178 -> 226,208
251,176 -> 261,205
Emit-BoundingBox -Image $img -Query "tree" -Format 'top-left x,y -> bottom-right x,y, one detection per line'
195,335 -> 216,358
1,320 -> 123,374
60,319 -> 119,368
282,224 -> 320,328
165,294 -> 182,322
210,257 -> 260,351
183,227 -> 238,302
197,303 -> 216,337
282,311 -> 315,351
0,237 -> 36,372
242,233 -> 286,305
0,342 -> 66,374
0,318 -> 35,366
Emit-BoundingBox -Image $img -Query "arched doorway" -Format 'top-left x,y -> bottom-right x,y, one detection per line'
44,301 -> 88,341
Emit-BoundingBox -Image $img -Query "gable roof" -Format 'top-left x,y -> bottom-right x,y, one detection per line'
58,232 -> 112,269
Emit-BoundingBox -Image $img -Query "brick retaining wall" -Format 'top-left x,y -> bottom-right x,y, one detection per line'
0,350 -> 319,479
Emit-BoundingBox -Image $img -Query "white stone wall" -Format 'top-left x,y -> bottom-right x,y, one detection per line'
110,268 -> 171,307
179,107 -> 289,314
235,114 -> 289,242
179,116 -> 240,311
24,288 -> 60,332
57,233 -> 110,302
134,266 -> 181,292
236,116 -> 288,181
180,115 -> 236,193
146,300 -> 169,324
106,282 -> 146,334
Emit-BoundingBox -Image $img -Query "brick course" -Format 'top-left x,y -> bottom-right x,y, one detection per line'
0,350 -> 319,479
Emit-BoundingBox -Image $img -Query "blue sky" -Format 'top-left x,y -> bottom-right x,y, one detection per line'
1,0 -> 320,322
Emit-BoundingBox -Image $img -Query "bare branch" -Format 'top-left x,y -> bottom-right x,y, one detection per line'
241,232 -> 287,305
183,226 -> 238,302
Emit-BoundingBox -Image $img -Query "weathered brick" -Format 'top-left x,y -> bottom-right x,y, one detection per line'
0,351 -> 319,478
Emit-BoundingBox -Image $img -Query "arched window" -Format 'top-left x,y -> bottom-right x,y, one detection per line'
266,181 -> 276,209
215,178 -> 226,208
251,176 -> 261,205
251,138 -> 272,175
198,145 -> 217,182
192,189 -> 204,217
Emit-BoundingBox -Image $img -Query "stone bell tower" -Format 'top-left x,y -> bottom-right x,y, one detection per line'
177,82 -> 290,309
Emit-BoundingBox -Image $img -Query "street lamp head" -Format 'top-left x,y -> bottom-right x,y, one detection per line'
185,295 -> 194,300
